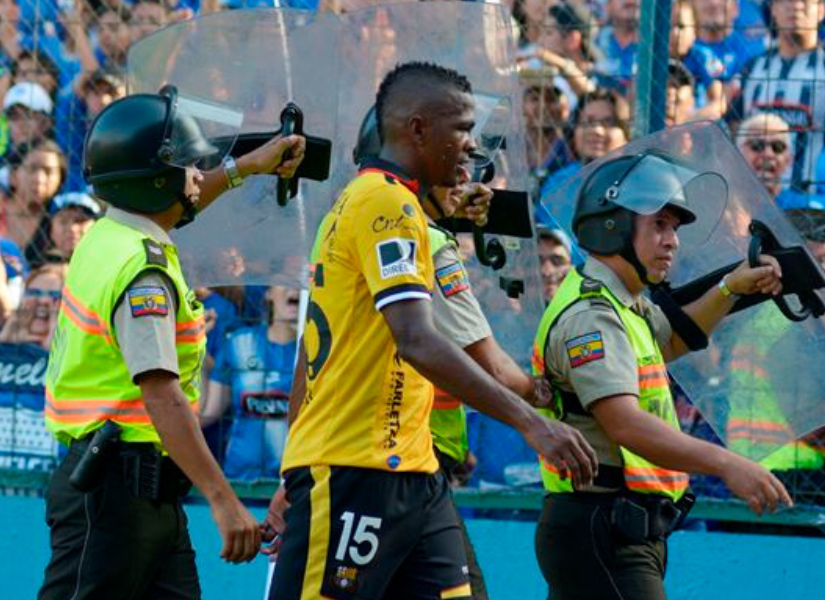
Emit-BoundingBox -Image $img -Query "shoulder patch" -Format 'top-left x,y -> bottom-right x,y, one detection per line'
435,261 -> 470,297
565,331 -> 605,368
128,286 -> 170,318
143,239 -> 168,267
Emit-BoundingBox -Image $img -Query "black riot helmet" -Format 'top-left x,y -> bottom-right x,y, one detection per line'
84,85 -> 242,224
353,104 -> 380,166
573,151 -> 700,284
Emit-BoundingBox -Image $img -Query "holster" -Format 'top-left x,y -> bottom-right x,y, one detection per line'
611,492 -> 695,542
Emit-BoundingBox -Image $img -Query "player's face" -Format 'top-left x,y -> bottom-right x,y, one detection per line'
632,207 -> 681,284
424,90 -> 477,189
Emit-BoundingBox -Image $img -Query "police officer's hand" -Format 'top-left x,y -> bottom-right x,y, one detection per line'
260,484 -> 290,558
454,182 -> 493,228
527,415 -> 598,489
720,453 -> 793,515
211,496 -> 262,563
726,254 -> 783,297
240,134 -> 306,179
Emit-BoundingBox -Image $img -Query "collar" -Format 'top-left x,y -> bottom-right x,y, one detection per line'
106,206 -> 174,245
358,157 -> 421,197
582,256 -> 638,308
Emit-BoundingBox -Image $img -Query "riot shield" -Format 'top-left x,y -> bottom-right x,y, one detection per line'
128,9 -> 339,288
330,2 -> 544,367
541,121 -> 825,460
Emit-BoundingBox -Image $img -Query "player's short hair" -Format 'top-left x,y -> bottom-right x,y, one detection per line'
375,61 -> 472,143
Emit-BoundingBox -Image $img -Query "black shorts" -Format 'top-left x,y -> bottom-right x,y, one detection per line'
270,466 -> 471,600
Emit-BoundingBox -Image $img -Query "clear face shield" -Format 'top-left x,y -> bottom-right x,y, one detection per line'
159,89 -> 244,171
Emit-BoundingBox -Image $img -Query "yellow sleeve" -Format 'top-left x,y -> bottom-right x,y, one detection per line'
351,186 -> 432,311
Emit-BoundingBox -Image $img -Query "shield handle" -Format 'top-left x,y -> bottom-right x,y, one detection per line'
748,219 -> 825,322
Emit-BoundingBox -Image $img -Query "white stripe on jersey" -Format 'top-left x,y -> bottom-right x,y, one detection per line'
741,47 -> 825,192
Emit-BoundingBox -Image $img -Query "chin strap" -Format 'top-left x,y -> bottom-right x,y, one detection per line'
174,192 -> 198,229
619,243 -> 657,288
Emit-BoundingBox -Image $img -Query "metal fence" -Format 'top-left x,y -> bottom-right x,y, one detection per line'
1,0 -> 825,530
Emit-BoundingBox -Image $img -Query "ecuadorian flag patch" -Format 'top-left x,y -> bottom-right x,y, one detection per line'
128,286 -> 169,317
566,332 -> 604,368
435,262 -> 470,297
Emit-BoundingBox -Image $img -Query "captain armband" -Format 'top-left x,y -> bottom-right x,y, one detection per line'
650,287 -> 709,352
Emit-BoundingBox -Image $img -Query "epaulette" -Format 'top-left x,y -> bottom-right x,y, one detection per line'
143,238 -> 168,267
579,277 -> 603,299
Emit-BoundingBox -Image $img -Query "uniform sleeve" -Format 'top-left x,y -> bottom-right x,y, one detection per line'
351,188 -> 432,311
431,243 -> 492,348
548,303 -> 639,409
112,270 -> 179,382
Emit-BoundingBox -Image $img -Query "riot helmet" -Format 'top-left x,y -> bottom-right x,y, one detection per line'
353,104 -> 380,167
84,85 -> 243,225
573,151 -> 700,284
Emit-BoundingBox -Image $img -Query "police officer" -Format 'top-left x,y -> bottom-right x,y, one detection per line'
38,86 -> 305,600
533,151 -> 793,600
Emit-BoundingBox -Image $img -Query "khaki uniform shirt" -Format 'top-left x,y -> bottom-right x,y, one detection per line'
544,257 -> 672,470
108,207 -> 180,381
431,237 -> 491,349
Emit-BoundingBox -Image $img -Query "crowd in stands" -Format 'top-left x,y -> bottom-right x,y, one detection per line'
1,0 -> 824,509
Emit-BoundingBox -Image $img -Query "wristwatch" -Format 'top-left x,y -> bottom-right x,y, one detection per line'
223,156 -> 244,189
717,275 -> 740,301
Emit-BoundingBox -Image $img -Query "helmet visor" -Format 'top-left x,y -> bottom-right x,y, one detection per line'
163,93 -> 244,170
611,153 -> 728,247
471,93 -> 510,168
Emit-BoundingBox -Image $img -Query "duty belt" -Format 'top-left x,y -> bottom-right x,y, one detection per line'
71,436 -> 192,503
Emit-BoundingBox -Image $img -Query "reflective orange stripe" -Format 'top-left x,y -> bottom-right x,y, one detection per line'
433,389 -> 461,410
176,316 -> 206,344
728,419 -> 792,444
61,286 -> 111,343
45,389 -> 198,424
624,466 -> 689,493
638,363 -> 668,389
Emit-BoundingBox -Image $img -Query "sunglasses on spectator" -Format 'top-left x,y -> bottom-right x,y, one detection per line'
25,289 -> 62,300
745,139 -> 788,154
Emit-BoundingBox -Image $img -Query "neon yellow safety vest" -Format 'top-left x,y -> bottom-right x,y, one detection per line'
533,269 -> 689,501
45,217 -> 206,446
726,305 -> 824,471
427,225 -> 469,463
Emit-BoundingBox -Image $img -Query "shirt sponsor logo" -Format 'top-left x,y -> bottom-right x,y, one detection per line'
435,262 -> 470,297
128,286 -> 170,317
384,362 -> 404,449
565,331 -> 605,368
376,238 -> 417,279
387,454 -> 401,469
371,213 -> 410,233
331,565 -> 358,592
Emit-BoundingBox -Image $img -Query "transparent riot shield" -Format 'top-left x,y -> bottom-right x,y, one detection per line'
541,121 -> 825,460
128,9 -> 339,288
332,2 -> 543,367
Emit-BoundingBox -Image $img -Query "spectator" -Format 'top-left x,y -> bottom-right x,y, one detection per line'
670,0 -> 727,114
2,139 -> 66,265
0,262 -> 65,350
735,112 -> 815,209
732,0 -> 825,194
37,191 -> 101,267
666,59 -> 697,126
0,262 -> 63,493
693,0 -> 766,82
1,82 -> 54,165
519,1 -> 599,101
536,225 -> 572,304
0,0 -> 23,99
0,233 -> 27,311
57,68 -> 125,191
92,4 -> 132,70
539,87 -> 630,199
11,49 -> 61,100
520,72 -> 574,185
593,0 -> 639,93
200,284 -> 299,480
